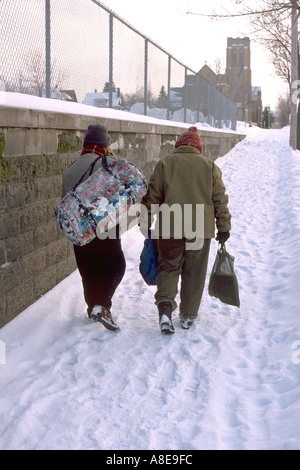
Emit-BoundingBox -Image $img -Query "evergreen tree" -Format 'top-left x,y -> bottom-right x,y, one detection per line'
103,81 -> 117,93
262,106 -> 275,128
157,85 -> 167,108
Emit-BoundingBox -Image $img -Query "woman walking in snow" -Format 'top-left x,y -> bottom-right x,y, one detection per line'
61,124 -> 126,332
139,127 -> 231,334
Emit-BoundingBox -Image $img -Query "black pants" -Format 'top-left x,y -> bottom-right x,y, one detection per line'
74,235 -> 126,315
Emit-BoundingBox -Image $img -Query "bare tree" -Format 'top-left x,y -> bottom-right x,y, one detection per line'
123,86 -> 155,109
187,0 -> 299,148
186,1 -> 297,19
24,51 -> 46,96
214,57 -> 224,75
247,4 -> 293,86
276,91 -> 291,127
7,50 -> 67,97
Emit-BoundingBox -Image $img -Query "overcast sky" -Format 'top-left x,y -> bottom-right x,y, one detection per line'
100,0 -> 289,110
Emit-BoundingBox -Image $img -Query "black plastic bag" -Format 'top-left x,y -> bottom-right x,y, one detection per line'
209,244 -> 240,307
139,232 -> 158,286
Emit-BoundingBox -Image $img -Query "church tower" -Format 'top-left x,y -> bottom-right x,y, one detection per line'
226,37 -> 252,121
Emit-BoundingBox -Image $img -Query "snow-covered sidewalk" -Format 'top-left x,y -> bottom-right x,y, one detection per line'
0,125 -> 300,450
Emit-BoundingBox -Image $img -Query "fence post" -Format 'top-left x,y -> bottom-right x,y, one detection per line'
144,39 -> 148,116
167,56 -> 171,121
197,76 -> 201,123
208,83 -> 211,126
231,104 -> 237,131
290,1 -> 298,149
109,13 -> 113,108
45,0 -> 51,98
183,67 -> 187,123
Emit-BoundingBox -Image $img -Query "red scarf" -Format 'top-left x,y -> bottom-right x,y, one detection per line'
81,144 -> 106,157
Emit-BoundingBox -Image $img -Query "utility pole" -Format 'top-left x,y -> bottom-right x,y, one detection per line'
45,0 -> 51,98
290,0 -> 298,149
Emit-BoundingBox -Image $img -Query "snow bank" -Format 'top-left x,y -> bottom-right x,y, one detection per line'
0,91 -> 243,134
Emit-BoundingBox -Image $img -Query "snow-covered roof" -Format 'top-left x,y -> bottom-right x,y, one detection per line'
83,92 -> 120,108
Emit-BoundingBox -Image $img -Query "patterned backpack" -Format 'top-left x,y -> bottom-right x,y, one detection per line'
55,154 -> 147,246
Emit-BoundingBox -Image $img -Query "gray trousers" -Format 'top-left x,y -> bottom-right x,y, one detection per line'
155,238 -> 211,318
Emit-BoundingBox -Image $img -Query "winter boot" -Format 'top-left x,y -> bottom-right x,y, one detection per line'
89,305 -> 120,331
179,314 -> 195,330
158,301 -> 175,335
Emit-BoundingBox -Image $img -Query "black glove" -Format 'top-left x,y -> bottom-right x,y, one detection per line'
216,231 -> 230,245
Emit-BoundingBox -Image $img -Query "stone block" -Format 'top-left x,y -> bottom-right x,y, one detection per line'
56,256 -> 77,284
0,294 -> 7,327
7,154 -> 48,182
23,249 -> 47,279
57,131 -> 83,154
46,153 -> 70,176
6,180 -> 36,209
34,175 -> 62,202
33,220 -> 60,251
145,134 -> 162,162
47,197 -> 61,222
5,129 -> 44,156
46,239 -> 69,267
0,209 -> 21,240
0,240 -> 5,266
20,201 -> 49,232
34,264 -> 57,298
0,258 -> 26,295
5,230 -> 34,263
0,184 -> 6,210
6,278 -> 35,320
42,129 -> 59,155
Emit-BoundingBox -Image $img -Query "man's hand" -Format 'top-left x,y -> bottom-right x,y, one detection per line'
216,231 -> 230,244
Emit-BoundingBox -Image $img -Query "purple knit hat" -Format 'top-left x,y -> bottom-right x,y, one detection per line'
83,124 -> 111,147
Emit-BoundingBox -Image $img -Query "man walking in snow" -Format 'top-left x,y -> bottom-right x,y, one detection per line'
140,127 -> 231,334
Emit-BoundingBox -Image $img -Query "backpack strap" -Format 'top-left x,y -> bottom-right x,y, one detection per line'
73,155 -> 104,191
68,155 -> 105,236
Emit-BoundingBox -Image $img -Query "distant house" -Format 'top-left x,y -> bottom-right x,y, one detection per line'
42,88 -> 77,102
60,90 -> 77,102
169,88 -> 183,111
198,64 -> 229,96
83,91 -> 121,109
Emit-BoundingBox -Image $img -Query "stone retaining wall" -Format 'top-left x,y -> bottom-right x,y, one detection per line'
0,106 -> 245,328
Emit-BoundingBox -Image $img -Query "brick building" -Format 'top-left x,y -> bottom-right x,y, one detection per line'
199,37 -> 262,125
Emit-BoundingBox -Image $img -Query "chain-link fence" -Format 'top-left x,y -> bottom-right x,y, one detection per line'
0,0 -> 237,130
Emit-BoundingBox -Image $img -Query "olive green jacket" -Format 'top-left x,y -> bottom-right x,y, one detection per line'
140,146 -> 231,239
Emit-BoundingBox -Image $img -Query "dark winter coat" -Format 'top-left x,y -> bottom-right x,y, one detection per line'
62,152 -> 119,197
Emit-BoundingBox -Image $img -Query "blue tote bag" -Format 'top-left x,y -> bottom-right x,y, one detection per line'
139,232 -> 158,286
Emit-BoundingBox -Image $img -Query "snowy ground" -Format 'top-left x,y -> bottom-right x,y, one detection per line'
1,123 -> 300,450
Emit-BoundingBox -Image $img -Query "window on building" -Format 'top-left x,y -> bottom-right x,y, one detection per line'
232,49 -> 237,66
239,48 -> 244,65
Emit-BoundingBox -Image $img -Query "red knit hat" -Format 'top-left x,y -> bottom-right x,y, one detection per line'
175,126 -> 202,154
